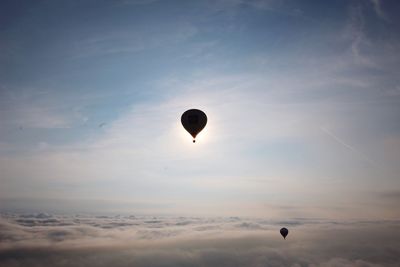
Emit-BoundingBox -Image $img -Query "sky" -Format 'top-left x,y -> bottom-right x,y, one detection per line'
1,0 -> 400,219
1,0 -> 400,266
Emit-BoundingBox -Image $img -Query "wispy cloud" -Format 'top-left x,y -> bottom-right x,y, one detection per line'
71,22 -> 197,58
0,88 -> 77,129
320,126 -> 375,165
370,0 -> 388,22
344,4 -> 374,67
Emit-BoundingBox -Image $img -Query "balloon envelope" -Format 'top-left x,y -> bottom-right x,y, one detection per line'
181,109 -> 207,142
280,227 -> 289,239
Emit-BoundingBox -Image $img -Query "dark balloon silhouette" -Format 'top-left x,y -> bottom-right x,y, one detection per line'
280,227 -> 289,239
181,109 -> 207,143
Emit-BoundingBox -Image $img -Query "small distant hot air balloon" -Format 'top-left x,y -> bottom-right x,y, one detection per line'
181,109 -> 207,143
280,227 -> 289,239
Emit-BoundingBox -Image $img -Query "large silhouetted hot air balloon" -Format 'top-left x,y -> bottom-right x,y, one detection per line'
181,109 -> 207,143
280,227 -> 289,239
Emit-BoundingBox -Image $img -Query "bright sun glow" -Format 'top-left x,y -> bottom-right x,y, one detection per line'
178,122 -> 210,146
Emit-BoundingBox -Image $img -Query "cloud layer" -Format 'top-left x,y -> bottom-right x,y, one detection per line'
1,213 -> 400,267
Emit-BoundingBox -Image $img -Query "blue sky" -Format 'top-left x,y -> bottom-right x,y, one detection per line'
1,0 -> 400,219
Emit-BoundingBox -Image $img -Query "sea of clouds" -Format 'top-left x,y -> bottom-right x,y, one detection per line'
1,213 -> 400,267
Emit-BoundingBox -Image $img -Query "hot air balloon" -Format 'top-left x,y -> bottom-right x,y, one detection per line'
181,109 -> 207,143
280,227 -> 289,239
